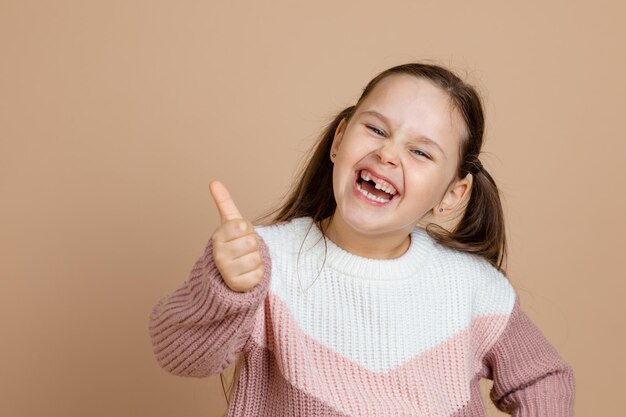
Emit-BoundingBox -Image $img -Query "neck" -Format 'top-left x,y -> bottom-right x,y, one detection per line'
321,216 -> 411,259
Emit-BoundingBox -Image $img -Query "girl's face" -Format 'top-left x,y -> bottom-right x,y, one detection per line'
329,74 -> 471,241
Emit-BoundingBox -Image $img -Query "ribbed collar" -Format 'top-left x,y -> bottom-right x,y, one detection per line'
291,217 -> 436,280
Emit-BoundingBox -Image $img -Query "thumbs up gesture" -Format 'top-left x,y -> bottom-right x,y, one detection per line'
209,180 -> 265,293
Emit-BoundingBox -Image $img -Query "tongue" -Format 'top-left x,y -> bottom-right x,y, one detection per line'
362,180 -> 391,199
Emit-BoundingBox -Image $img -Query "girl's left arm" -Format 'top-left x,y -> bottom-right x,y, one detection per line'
484,296 -> 576,416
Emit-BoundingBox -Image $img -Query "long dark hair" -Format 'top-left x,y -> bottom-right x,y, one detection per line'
221,62 -> 508,410
258,61 -> 507,273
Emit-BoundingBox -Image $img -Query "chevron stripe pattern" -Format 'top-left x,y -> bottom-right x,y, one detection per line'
149,217 -> 575,416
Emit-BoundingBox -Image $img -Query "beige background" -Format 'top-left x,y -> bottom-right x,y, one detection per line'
1,0 -> 624,416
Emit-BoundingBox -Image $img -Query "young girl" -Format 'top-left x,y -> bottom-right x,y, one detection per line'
149,63 -> 575,416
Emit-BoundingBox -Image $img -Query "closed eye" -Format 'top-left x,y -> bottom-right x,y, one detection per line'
366,125 -> 385,137
411,149 -> 431,159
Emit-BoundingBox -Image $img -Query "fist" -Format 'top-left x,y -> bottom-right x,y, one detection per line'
209,180 -> 265,293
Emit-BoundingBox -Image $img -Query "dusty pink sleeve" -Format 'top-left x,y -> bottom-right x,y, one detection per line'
148,236 -> 271,377
484,296 -> 576,416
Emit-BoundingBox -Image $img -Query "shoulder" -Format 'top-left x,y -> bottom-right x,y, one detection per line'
427,239 -> 517,317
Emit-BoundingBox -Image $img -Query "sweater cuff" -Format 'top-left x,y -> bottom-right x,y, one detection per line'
494,367 -> 576,416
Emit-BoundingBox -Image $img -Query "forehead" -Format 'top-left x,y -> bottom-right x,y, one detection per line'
357,74 -> 467,157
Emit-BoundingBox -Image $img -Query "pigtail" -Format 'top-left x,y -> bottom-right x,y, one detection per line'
426,164 -> 508,274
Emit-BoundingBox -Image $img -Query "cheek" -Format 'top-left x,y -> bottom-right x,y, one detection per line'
431,178 -> 455,204
332,164 -> 355,192
331,165 -> 346,196
405,170 -> 446,199
340,135 -> 375,158
333,151 -> 358,178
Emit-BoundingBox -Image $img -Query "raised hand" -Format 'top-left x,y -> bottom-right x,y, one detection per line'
209,180 -> 265,293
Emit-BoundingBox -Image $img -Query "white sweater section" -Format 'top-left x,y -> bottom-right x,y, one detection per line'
254,217 -> 516,373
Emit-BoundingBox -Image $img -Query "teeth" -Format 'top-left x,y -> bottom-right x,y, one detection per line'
373,183 -> 395,195
359,170 -> 397,196
356,182 -> 391,203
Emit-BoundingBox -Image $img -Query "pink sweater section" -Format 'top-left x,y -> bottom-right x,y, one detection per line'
149,237 -> 272,377
149,221 -> 575,416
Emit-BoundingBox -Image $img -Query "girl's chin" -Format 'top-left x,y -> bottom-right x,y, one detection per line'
335,209 -> 392,233
334,205 -> 420,236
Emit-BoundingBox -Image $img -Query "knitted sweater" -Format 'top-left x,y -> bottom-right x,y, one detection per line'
149,217 -> 575,416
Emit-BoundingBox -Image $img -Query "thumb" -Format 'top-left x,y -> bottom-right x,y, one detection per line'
209,180 -> 243,223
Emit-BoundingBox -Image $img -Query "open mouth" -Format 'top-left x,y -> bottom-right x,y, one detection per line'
355,169 -> 400,204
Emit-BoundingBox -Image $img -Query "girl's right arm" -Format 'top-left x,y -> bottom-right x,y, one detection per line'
148,181 -> 271,377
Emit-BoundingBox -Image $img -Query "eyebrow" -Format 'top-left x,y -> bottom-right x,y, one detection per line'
359,110 -> 447,159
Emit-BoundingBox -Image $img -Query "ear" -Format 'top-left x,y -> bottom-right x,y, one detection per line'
436,174 -> 472,215
330,117 -> 347,158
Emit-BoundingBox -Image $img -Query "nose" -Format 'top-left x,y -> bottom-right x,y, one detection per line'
376,139 -> 400,166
